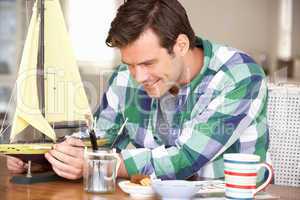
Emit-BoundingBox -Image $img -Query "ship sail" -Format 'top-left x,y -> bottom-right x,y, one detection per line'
10,0 -> 91,142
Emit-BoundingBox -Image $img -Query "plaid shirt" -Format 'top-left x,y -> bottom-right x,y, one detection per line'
91,37 -> 269,180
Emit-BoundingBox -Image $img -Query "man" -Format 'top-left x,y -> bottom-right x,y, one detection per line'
8,0 -> 268,180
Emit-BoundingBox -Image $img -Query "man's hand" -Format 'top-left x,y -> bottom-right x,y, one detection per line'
6,156 -> 28,174
45,137 -> 84,180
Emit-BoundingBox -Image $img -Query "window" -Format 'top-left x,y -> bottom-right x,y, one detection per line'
67,0 -> 123,70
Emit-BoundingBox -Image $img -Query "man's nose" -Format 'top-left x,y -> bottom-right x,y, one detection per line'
134,65 -> 149,84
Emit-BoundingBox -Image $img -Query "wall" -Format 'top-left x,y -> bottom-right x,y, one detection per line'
179,0 -> 280,75
292,0 -> 300,58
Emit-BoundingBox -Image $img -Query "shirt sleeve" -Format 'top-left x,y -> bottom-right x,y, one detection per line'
92,67 -> 130,149
121,67 -> 268,179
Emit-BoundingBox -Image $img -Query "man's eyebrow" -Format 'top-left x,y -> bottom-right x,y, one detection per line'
121,60 -> 130,65
122,59 -> 157,66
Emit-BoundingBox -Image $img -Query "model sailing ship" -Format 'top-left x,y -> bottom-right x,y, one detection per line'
0,0 -> 106,162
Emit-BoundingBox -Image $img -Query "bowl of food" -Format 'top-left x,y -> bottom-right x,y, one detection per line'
151,179 -> 202,200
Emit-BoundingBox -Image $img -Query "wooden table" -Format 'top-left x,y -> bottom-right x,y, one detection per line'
1,157 -> 300,200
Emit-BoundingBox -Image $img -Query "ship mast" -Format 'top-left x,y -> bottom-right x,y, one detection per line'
37,0 -> 45,140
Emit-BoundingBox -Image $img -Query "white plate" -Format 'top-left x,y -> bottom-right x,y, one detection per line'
195,180 -> 225,194
118,180 -> 155,197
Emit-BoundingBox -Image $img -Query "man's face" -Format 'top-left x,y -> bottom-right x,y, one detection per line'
120,29 -> 184,98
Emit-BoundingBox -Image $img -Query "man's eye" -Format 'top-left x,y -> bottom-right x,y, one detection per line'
143,63 -> 153,67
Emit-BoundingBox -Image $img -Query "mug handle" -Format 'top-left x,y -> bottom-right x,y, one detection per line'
102,152 -> 121,181
253,162 -> 274,196
102,152 -> 121,177
111,152 -> 121,177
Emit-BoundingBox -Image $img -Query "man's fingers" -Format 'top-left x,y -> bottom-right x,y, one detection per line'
7,160 -> 21,169
45,152 -> 82,178
44,138 -> 85,180
54,138 -> 84,158
65,137 -> 84,147
48,149 -> 82,169
52,166 -> 79,180
7,156 -> 24,168
7,156 -> 23,164
8,169 -> 25,174
6,156 -> 26,174
53,144 -> 83,158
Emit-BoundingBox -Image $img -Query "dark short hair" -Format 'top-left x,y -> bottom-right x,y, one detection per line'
106,0 -> 196,54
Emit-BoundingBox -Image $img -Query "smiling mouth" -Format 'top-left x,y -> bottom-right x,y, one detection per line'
144,79 -> 160,89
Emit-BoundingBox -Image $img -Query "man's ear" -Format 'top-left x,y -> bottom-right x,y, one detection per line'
173,34 -> 189,56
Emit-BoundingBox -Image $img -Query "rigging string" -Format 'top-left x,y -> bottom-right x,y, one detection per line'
0,84 -> 16,137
